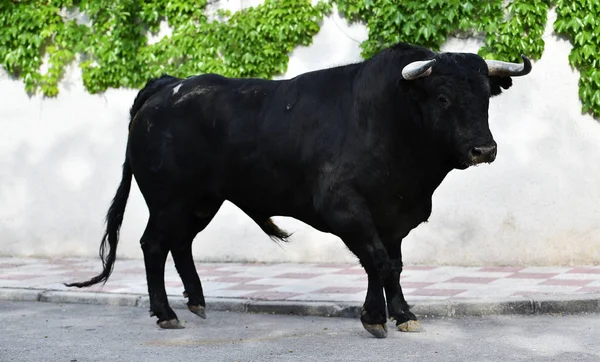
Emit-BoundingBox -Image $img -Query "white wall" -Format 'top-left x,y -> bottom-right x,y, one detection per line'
0,7 -> 598,266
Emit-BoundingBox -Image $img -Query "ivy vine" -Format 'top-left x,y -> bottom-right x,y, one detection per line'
478,0 -> 550,63
0,0 -> 599,117
334,0 -> 503,58
334,0 -> 599,118
0,0 -> 331,95
554,0 -> 600,116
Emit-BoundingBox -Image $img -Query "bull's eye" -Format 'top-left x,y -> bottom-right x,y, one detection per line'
437,94 -> 450,109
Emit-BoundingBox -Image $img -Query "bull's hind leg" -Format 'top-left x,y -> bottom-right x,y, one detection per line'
172,244 -> 206,319
171,202 -> 223,320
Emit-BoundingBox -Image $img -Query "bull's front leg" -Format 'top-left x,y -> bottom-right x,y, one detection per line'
383,242 -> 422,332
359,245 -> 391,338
317,189 -> 392,338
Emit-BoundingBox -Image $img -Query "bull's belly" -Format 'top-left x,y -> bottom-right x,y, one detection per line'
221,182 -> 330,233
222,183 -> 309,216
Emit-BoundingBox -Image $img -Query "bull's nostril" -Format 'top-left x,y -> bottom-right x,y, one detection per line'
469,145 -> 497,163
471,147 -> 484,157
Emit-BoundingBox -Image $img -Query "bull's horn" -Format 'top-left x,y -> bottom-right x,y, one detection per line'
402,59 -> 436,80
486,54 -> 532,77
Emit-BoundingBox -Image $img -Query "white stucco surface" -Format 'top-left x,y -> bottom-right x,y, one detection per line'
0,8 -> 598,266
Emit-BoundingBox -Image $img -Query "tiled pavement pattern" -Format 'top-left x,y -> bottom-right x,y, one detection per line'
1,257 -> 600,303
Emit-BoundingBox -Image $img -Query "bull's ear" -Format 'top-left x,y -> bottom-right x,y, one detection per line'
489,76 -> 513,97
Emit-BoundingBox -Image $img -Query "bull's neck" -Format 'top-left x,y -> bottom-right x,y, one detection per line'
351,64 -> 453,195
380,104 -> 453,195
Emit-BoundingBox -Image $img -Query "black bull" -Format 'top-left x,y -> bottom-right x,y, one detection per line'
67,43 -> 532,338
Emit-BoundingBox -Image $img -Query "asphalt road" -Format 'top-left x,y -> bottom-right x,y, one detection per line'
1,300 -> 599,361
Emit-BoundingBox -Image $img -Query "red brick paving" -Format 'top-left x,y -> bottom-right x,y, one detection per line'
568,267 -> 600,275
403,266 -> 438,271
272,273 -> 320,279
314,287 -> 364,294
242,291 -> 302,300
1,257 -> 599,303
0,274 -> 38,280
540,279 -> 592,286
479,267 -> 525,273
400,282 -> 436,289
409,288 -> 467,297
333,268 -> 366,275
224,284 -> 275,291
165,281 -> 183,288
445,277 -> 497,284
506,273 -> 559,279
211,276 -> 261,283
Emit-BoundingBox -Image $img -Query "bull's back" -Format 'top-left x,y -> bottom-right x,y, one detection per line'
128,71 -> 352,218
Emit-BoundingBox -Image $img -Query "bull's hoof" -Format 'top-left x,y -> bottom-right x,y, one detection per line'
361,321 -> 388,338
397,320 -> 423,333
188,304 -> 206,319
158,319 -> 185,329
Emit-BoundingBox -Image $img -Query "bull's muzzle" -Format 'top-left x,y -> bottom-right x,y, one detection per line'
468,143 -> 497,165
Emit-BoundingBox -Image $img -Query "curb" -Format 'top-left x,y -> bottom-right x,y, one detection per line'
1,287 -> 599,318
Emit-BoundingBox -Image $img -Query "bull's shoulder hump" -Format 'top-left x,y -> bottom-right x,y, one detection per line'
168,74 -> 232,105
183,73 -> 230,89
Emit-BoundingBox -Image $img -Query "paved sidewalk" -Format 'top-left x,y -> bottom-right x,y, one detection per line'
1,256 -> 600,317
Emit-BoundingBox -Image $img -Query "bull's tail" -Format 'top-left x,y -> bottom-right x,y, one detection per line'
65,75 -> 178,288
65,160 -> 132,288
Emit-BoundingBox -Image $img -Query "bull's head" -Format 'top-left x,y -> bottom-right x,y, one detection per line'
401,52 -> 531,169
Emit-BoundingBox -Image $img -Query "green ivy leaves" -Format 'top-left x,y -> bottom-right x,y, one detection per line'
0,0 -> 330,96
334,0 -> 599,118
479,0 -> 550,63
334,0 -> 503,58
0,0 -> 599,118
554,0 -> 600,116
0,1 -> 76,94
